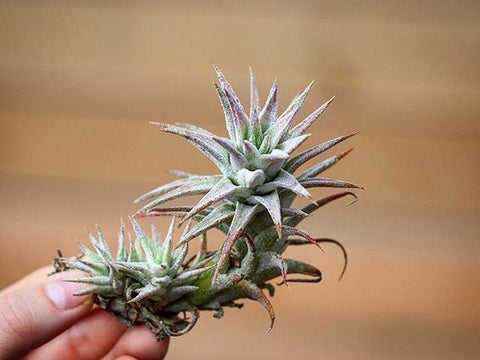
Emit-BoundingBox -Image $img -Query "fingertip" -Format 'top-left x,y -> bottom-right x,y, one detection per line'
114,356 -> 139,360
0,268 -> 92,358
105,325 -> 169,360
44,281 -> 92,310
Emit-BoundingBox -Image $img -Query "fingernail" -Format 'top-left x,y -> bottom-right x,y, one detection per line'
44,281 -> 88,310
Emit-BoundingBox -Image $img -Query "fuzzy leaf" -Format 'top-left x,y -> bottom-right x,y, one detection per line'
289,95 -> 335,137
116,220 -> 127,261
214,82 -> 236,140
286,192 -> 357,228
136,176 -> 221,214
213,203 -> 259,281
67,275 -> 111,286
261,251 -> 288,286
248,150 -> 288,178
161,217 -> 176,264
180,177 -> 238,224
170,170 -> 198,178
281,208 -> 309,218
171,267 -> 212,285
283,226 -> 323,251
278,80 -> 314,125
283,259 -> 322,283
299,177 -> 363,190
135,182 -> 185,204
249,67 -> 260,125
129,283 -> 166,303
298,147 -> 354,180
175,122 -> 215,136
287,238 -> 348,281
76,241 -> 102,262
163,285 -> 199,302
151,122 -> 231,176
258,80 -> 278,129
181,204 -> 235,243
171,244 -> 188,274
251,190 -> 282,238
285,132 -> 358,173
134,176 -> 216,204
214,65 -> 248,125
130,217 -> 156,267
277,134 -> 310,155
224,86 -> 249,142
259,112 -> 296,153
213,136 -> 248,169
239,281 -> 275,332
256,169 -> 313,202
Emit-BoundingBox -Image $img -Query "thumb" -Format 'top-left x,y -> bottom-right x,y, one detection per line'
0,267 -> 93,360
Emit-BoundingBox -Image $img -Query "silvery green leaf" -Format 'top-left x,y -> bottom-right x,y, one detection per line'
282,226 -> 322,250
136,176 -> 221,214
171,267 -> 212,285
276,134 -> 310,155
249,67 -> 260,124
170,170 -> 199,178
161,217 -> 176,264
258,150 -> 289,178
95,224 -> 109,254
278,80 -> 314,125
238,281 -> 275,332
175,122 -> 215,136
171,244 -> 188,274
163,285 -> 199,302
251,190 -> 282,238
151,122 -> 231,176
75,285 -> 115,296
213,136 -> 248,170
258,79 -> 278,129
214,82 -> 236,141
214,65 -> 248,125
242,139 -> 261,160
283,258 -> 322,283
224,86 -> 249,142
213,203 -> 259,281
180,177 -> 238,224
259,114 -> 294,153
280,208 -> 309,218
181,204 -> 235,243
256,169 -> 313,202
129,283 -> 167,303
289,95 -> 335,137
130,217 -> 156,267
62,258 -> 97,274
236,169 -> 266,189
298,148 -> 354,180
76,241 -> 102,262
249,149 -> 288,174
286,192 -> 357,228
285,132 -> 358,173
67,275 -> 111,286
116,219 -> 127,261
134,179 -> 184,204
299,177 -> 363,190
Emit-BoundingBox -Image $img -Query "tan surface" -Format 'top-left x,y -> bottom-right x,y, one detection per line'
1,1 -> 479,359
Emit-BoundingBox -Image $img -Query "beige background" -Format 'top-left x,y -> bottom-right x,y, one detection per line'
1,1 -> 479,359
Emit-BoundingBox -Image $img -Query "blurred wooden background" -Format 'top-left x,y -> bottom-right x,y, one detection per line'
1,1 -> 479,359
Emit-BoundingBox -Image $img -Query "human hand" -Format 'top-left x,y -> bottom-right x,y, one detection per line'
0,267 -> 169,360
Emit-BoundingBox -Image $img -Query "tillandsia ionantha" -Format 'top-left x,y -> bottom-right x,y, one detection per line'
53,66 -> 361,340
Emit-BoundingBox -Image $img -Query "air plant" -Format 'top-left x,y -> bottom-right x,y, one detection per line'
54,66 -> 360,340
